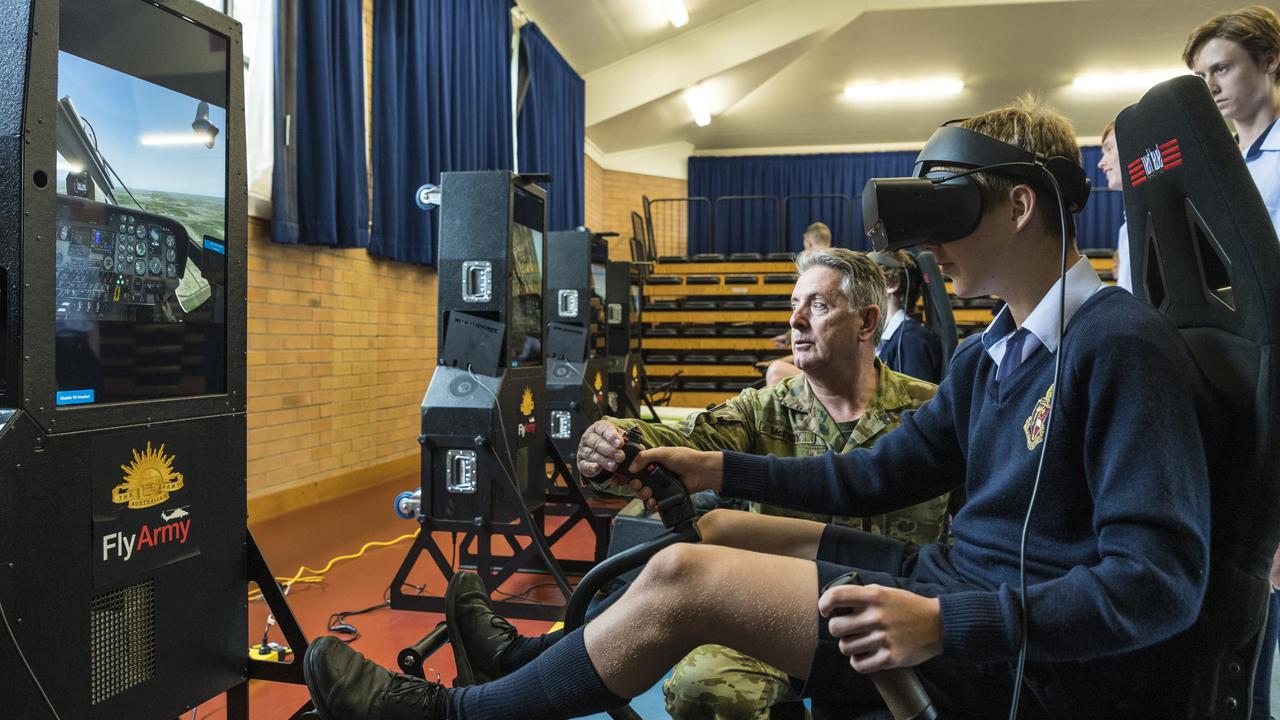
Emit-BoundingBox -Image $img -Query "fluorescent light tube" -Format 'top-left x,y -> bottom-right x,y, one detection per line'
685,85 -> 711,127
843,79 -> 964,101
662,0 -> 688,28
1071,69 -> 1188,92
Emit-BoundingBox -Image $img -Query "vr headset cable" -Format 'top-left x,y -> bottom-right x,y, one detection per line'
925,162 -> 1071,720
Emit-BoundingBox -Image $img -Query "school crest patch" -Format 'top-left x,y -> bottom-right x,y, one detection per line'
1024,384 -> 1055,450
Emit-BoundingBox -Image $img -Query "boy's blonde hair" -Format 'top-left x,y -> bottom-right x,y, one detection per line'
958,94 -> 1082,237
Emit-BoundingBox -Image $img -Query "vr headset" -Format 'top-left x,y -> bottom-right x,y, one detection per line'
862,123 -> 1091,252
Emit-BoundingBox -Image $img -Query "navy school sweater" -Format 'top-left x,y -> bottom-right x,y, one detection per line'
724,287 -> 1215,706
878,316 -> 943,383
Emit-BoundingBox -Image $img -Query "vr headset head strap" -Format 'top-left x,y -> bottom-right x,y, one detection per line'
867,250 -> 904,269
914,125 -> 1090,213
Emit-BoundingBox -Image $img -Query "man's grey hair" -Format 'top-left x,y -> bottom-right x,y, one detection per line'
795,248 -> 887,344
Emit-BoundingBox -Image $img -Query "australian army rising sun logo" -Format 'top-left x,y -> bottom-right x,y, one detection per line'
102,442 -> 193,564
113,441 -> 184,508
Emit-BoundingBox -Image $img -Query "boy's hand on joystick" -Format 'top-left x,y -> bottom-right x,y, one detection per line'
611,430 -> 698,531
630,446 -> 724,502
819,574 -> 943,673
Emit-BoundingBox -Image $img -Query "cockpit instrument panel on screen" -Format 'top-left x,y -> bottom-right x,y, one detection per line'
54,0 -> 229,406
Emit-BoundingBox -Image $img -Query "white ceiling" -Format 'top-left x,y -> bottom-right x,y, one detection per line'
517,0 -> 1246,159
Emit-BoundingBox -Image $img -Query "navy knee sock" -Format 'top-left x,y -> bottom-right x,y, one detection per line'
497,629 -> 562,674
449,629 -> 626,720
498,583 -> 627,674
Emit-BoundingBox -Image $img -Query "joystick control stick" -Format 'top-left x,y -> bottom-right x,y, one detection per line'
611,427 -> 698,534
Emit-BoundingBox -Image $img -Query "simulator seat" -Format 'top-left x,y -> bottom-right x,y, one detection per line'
1116,75 -> 1280,718
915,251 -> 957,380
825,76 -> 1280,720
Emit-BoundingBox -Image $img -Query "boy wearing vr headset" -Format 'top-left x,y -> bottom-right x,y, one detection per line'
300,97 -> 1214,720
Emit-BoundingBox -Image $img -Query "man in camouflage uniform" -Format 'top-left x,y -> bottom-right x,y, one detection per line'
576,248 -> 948,720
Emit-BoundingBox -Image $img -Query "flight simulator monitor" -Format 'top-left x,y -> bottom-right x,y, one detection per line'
54,0 -> 229,407
508,187 -> 545,366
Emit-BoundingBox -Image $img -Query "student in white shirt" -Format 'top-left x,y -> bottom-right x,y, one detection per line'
1185,7 -> 1280,718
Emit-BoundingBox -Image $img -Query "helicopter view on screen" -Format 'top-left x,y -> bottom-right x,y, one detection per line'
54,0 -> 229,406
508,186 -> 545,366
589,262 -> 607,357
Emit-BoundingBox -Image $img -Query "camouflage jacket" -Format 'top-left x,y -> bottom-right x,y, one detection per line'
600,362 -> 951,545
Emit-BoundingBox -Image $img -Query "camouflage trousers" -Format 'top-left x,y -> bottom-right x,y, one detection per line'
663,644 -> 807,720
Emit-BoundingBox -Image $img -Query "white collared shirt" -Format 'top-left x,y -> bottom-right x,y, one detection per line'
878,308 -> 906,353
982,256 -> 1105,370
1244,119 -> 1280,234
1115,220 -> 1132,292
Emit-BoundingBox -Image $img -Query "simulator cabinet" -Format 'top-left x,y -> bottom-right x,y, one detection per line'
605,260 -> 645,417
0,2 -> 306,719
426,172 -> 548,523
545,230 -> 611,470
391,172 -> 601,620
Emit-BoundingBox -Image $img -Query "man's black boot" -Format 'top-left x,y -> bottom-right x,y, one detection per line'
446,571 -> 518,686
304,636 -> 449,720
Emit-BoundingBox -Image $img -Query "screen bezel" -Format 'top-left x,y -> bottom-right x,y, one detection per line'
19,0 -> 246,433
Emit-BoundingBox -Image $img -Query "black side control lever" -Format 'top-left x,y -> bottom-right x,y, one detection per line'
822,571 -> 938,720
612,427 -> 699,534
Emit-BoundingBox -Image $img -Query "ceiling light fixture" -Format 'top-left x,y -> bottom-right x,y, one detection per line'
1071,69 -> 1188,93
685,85 -> 711,127
662,0 -> 689,28
842,78 -> 964,102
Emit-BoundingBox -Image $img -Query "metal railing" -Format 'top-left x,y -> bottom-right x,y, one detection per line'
712,195 -> 781,256
643,196 -> 710,258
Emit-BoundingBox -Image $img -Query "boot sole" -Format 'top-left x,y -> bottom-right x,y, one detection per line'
302,639 -> 337,720
445,572 -> 479,687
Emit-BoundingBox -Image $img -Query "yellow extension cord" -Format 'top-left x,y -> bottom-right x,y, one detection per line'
248,528 -> 420,601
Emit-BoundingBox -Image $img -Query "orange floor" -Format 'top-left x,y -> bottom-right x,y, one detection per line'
191,473 -> 610,719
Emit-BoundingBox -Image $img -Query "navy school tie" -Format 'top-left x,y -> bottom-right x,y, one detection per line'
997,328 -> 1031,382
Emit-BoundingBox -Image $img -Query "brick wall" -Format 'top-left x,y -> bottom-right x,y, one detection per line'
585,154 -> 605,231
245,221 -> 437,505
599,169 -> 687,259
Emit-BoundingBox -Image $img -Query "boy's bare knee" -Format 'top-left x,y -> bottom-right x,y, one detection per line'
697,508 -> 735,544
635,543 -> 716,596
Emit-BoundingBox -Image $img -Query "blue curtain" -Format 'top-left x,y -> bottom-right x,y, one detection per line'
687,147 -> 1127,254
517,23 -> 584,232
371,0 -> 513,264
272,0 -> 370,247
1078,145 -> 1126,251
686,152 -> 916,254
